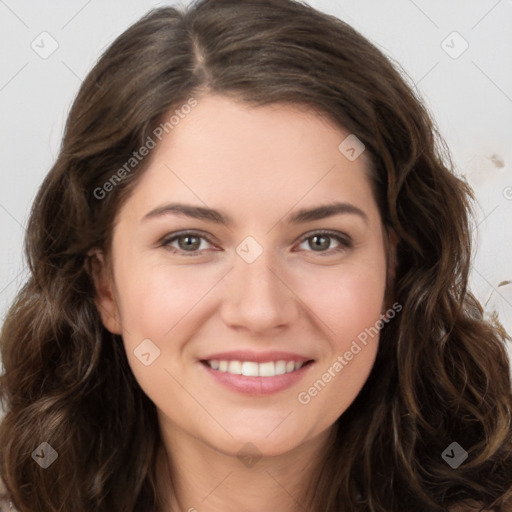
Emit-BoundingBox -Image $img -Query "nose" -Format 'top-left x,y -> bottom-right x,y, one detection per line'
220,247 -> 300,336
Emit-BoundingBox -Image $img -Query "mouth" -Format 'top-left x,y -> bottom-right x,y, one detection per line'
200,359 -> 314,377
199,357 -> 315,396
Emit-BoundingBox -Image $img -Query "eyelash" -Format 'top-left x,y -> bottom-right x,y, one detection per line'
159,230 -> 352,257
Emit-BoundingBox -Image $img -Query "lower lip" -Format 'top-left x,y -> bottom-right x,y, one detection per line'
200,361 -> 314,396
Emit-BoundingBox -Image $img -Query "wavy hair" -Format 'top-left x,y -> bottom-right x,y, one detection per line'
1,0 -> 511,510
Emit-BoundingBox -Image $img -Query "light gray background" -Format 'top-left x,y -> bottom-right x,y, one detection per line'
1,1 -> 511,367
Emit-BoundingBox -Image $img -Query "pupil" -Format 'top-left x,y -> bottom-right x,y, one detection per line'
177,235 -> 331,252
180,236 -> 200,251
311,235 -> 329,251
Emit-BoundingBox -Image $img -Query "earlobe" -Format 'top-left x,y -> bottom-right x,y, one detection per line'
87,249 -> 123,335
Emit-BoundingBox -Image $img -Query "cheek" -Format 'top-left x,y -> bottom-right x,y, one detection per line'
294,257 -> 387,345
112,256 -> 229,393
334,267 -> 386,341
292,257 -> 386,418
112,258 -> 214,401
114,254 -> 219,340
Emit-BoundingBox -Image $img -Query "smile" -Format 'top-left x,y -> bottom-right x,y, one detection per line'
204,359 -> 307,377
200,358 -> 315,395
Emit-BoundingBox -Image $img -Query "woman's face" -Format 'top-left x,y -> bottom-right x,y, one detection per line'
94,94 -> 390,458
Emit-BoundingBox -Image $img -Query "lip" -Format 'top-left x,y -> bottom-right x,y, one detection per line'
199,358 -> 315,396
200,350 -> 312,363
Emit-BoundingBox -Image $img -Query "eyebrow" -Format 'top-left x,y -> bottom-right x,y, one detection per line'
141,201 -> 368,225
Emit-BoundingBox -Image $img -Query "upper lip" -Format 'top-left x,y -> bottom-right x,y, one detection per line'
200,350 -> 313,363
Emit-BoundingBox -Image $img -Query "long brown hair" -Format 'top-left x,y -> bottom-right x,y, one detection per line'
1,1 -> 511,510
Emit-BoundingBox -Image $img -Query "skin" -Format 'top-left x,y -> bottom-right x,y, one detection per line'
92,94 -> 393,512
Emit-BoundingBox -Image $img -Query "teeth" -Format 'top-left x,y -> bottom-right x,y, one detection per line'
206,359 -> 306,377
242,361 -> 259,376
275,360 -> 286,375
228,360 -> 242,374
258,361 -> 274,377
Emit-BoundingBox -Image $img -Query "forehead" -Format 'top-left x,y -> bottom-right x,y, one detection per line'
155,94 -> 369,173
119,94 -> 378,226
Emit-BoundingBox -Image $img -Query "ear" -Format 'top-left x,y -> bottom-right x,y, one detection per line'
87,249 -> 123,335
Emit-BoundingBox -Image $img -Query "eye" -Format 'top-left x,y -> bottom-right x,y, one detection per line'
160,231 -> 217,256
159,230 -> 352,257
295,230 -> 352,255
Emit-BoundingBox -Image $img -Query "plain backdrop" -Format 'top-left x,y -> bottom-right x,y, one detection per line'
1,0 -> 511,370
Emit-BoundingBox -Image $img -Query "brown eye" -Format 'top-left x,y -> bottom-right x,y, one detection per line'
177,234 -> 202,251
308,234 -> 333,251
160,231 -> 215,256
297,231 -> 352,255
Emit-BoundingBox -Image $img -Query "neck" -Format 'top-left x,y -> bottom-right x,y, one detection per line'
155,422 -> 335,512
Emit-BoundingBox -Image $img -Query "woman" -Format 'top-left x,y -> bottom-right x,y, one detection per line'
1,0 -> 511,510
